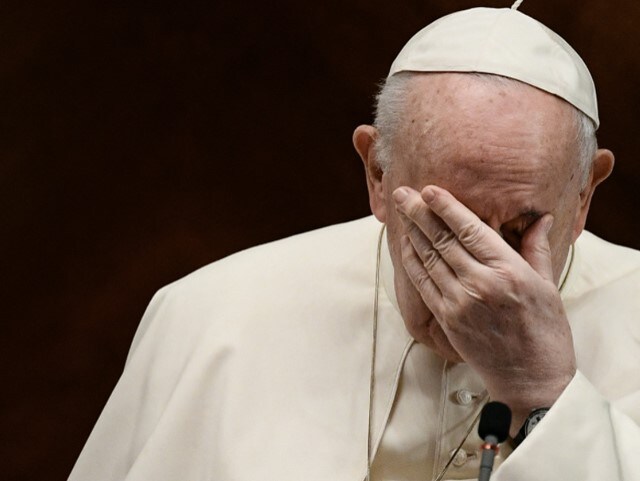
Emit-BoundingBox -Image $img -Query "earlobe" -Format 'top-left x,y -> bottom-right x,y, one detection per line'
353,125 -> 387,222
572,148 -> 615,241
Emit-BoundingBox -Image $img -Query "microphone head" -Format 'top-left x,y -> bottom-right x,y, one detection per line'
478,401 -> 512,442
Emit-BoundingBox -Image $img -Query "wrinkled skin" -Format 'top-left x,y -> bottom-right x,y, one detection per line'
353,73 -> 614,434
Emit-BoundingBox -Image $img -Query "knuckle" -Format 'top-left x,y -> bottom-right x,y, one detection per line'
460,282 -> 486,302
414,272 -> 432,292
431,228 -> 456,252
455,290 -> 478,312
510,272 -> 528,293
458,221 -> 485,246
421,247 -> 441,271
399,246 -> 435,293
406,201 -> 425,221
496,263 -> 522,285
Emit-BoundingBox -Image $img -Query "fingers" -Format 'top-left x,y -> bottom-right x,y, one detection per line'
400,235 -> 444,314
417,185 -> 519,265
393,187 -> 481,278
394,184 -> 558,324
519,214 -> 555,282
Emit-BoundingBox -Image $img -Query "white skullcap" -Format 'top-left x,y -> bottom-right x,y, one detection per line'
389,6 -> 599,127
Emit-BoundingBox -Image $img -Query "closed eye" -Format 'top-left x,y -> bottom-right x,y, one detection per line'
500,211 -> 542,252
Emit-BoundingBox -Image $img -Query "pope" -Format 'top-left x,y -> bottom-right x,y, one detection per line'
70,4 -> 640,481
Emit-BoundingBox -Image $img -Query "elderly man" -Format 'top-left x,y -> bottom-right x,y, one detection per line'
70,5 -> 640,481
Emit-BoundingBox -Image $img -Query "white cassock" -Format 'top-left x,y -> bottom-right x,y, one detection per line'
69,216 -> 640,480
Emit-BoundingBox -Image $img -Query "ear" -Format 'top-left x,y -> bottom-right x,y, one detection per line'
571,148 -> 615,241
353,124 -> 387,222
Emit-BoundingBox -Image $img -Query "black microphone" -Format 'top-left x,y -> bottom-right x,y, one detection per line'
477,401 -> 512,481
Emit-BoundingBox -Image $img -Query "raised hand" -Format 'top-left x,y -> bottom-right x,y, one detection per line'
393,185 -> 577,433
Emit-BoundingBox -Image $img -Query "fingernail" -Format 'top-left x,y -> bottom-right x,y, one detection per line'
393,187 -> 409,204
422,187 -> 435,203
545,215 -> 554,234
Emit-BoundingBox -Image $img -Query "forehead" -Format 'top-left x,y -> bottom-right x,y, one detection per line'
396,74 -> 579,180
392,73 -> 582,217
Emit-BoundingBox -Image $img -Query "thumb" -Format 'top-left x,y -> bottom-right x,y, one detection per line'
520,214 -> 554,282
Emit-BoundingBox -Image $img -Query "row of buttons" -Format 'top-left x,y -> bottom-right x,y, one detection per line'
447,389 -> 485,469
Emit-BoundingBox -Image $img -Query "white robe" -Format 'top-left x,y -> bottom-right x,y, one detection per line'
69,216 -> 640,480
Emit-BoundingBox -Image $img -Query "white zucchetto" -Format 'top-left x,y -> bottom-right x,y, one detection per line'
389,6 -> 599,127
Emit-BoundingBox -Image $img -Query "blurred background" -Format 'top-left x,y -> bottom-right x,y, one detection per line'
2,0 -> 638,479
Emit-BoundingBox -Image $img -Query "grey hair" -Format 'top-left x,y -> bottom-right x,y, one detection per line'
373,72 -> 597,188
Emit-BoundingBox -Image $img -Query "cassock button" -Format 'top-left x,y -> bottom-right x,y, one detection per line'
454,389 -> 477,405
450,449 -> 468,467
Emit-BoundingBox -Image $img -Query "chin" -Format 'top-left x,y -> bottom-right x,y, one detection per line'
394,269 -> 465,363
428,339 -> 465,364
401,308 -> 465,363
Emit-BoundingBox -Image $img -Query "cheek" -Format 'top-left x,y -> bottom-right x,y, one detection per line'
552,192 -> 582,243
545,175 -> 582,238
548,204 -> 580,282
385,215 -> 405,276
383,191 -> 404,246
382,209 -> 414,299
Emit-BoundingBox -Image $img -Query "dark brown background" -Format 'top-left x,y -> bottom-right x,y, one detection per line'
2,1 -> 638,479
